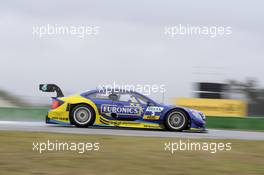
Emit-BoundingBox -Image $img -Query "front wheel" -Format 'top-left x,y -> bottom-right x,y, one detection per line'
71,104 -> 95,128
164,109 -> 189,131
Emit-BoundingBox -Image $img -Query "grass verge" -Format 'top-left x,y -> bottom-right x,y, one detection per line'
207,116 -> 264,131
0,131 -> 263,175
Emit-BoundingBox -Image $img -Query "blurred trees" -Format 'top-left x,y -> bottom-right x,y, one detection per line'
227,78 -> 264,103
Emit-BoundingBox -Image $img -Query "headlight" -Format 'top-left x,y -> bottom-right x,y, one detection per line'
191,110 -> 206,120
200,113 -> 206,120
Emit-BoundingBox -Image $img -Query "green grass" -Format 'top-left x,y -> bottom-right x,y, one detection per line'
207,116 -> 264,131
0,131 -> 264,175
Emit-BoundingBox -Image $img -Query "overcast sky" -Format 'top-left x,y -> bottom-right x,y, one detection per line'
0,0 -> 263,103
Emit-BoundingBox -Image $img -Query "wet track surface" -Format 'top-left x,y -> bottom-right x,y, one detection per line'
0,121 -> 264,140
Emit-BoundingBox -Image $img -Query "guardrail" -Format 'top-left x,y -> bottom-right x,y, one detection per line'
0,107 -> 47,121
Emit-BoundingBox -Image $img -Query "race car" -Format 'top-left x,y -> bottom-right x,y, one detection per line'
39,84 -> 206,131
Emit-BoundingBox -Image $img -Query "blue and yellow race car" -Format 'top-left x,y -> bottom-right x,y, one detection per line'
40,84 -> 206,131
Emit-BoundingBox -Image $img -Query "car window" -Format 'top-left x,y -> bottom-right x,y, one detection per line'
118,93 -> 138,103
87,92 -> 110,100
135,94 -> 149,105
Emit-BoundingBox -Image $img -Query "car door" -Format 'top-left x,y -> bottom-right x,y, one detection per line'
110,92 -> 143,121
134,92 -> 163,121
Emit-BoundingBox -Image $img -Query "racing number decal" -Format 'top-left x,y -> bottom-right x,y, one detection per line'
142,106 -> 164,120
146,106 -> 164,116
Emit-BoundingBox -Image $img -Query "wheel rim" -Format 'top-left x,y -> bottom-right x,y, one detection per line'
167,112 -> 185,130
73,107 -> 91,125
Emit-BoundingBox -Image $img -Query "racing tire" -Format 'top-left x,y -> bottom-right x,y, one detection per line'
70,104 -> 95,128
164,109 -> 189,131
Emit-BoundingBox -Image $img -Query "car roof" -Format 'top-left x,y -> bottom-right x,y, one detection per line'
80,88 -> 156,104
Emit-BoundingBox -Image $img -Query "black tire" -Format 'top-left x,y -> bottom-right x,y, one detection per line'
164,109 -> 189,131
70,104 -> 95,128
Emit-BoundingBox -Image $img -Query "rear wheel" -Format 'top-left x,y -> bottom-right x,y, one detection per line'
164,109 -> 188,131
71,104 -> 95,128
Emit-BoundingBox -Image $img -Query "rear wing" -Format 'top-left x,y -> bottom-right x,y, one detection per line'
39,84 -> 64,97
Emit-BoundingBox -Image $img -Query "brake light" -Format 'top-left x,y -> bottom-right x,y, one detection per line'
51,99 -> 63,109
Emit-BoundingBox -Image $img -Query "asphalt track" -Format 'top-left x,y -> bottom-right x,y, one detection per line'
0,121 -> 263,140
